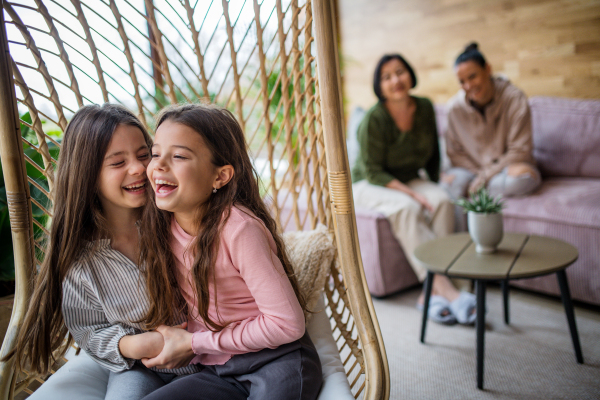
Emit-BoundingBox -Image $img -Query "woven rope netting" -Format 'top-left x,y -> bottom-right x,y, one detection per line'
2,0 -> 367,398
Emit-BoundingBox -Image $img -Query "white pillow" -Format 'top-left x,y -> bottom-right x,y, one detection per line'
307,293 -> 354,400
284,226 -> 353,398
283,225 -> 336,321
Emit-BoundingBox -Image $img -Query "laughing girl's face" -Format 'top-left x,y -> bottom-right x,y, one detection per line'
97,124 -> 150,215
148,120 -> 219,226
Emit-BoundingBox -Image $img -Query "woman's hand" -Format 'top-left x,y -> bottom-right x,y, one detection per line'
440,172 -> 455,185
386,179 -> 434,213
141,324 -> 195,370
468,173 -> 486,194
411,192 -> 434,213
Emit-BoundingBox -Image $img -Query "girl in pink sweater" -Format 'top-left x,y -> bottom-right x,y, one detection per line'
139,104 -> 322,400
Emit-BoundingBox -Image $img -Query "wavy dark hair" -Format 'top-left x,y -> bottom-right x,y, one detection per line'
4,104 -> 151,374
455,42 -> 487,67
373,53 -> 417,101
140,103 -> 306,331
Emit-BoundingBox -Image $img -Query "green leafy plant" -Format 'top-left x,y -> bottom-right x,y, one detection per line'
0,112 -> 60,283
455,187 -> 505,214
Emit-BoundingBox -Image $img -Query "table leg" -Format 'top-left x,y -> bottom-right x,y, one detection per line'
501,279 -> 510,325
556,270 -> 584,364
476,279 -> 486,390
420,271 -> 434,344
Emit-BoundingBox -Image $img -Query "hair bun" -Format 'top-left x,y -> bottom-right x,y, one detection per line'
465,42 -> 479,52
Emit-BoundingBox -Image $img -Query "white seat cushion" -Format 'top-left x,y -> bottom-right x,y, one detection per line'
307,294 -> 354,400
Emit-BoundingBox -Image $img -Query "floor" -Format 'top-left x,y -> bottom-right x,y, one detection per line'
373,284 -> 600,399
2,286 -> 600,399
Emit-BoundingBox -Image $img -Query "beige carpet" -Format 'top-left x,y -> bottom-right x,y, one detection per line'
372,286 -> 600,400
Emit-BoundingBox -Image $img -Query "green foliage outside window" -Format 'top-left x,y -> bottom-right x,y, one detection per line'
0,112 -> 60,283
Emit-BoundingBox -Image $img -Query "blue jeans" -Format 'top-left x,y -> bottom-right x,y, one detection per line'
441,166 -> 542,231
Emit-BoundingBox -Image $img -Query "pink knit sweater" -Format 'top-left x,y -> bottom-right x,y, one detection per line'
171,206 -> 305,366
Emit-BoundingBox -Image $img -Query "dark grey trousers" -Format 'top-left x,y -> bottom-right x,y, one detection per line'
142,331 -> 322,400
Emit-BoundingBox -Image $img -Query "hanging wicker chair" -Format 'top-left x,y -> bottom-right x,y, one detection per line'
0,1 -> 389,399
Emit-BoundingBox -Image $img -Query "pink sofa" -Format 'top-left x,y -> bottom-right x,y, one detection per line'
351,97 -> 600,305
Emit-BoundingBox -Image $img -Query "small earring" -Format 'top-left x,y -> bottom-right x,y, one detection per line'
212,187 -> 217,193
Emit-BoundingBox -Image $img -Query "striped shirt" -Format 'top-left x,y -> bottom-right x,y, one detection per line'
62,239 -> 201,374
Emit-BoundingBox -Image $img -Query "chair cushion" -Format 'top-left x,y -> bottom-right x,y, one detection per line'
307,294 -> 354,400
30,348 -> 109,400
49,294 -> 354,400
503,178 -> 600,229
283,225 -> 336,321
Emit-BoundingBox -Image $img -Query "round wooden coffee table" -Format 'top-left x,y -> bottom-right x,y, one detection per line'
414,232 -> 583,390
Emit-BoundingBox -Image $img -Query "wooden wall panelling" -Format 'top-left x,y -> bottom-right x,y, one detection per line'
338,0 -> 600,115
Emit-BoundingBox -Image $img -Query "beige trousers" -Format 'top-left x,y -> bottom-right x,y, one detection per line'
353,179 -> 455,282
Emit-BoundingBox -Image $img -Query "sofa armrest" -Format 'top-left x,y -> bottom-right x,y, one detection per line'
354,206 -> 387,220
353,206 -> 419,296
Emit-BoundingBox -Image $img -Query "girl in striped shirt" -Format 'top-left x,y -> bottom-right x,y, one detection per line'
6,104 -> 199,400
138,104 -> 322,400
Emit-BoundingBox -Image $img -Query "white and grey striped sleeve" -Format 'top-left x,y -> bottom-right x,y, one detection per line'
62,263 -> 136,372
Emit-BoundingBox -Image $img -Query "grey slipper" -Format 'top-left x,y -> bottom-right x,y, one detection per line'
417,295 -> 457,325
449,291 -> 477,325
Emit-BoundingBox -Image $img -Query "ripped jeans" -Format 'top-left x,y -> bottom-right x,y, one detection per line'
441,164 -> 542,231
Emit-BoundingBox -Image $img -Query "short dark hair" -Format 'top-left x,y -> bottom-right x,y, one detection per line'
373,54 -> 417,101
455,42 -> 487,67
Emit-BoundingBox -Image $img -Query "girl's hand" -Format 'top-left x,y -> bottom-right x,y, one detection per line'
141,324 -> 195,369
411,192 -> 434,213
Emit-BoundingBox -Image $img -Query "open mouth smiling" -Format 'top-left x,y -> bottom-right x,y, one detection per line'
123,180 -> 146,193
155,179 -> 178,195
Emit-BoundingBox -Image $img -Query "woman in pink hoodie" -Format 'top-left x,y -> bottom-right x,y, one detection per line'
443,42 -> 541,202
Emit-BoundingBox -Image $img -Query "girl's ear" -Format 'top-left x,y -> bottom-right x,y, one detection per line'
215,165 -> 234,189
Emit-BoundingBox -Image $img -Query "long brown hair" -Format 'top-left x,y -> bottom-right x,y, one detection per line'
5,104 -> 151,374
140,103 -> 306,331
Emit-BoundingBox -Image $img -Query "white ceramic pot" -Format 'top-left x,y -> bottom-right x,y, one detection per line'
467,211 -> 504,254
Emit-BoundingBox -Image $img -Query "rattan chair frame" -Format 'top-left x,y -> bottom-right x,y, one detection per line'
0,1 -> 389,399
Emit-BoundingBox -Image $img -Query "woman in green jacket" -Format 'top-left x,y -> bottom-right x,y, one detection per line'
352,54 -> 476,325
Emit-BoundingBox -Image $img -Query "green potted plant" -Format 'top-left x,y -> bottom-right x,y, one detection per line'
456,188 -> 505,254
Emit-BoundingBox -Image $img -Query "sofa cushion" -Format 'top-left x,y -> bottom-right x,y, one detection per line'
530,97 -> 600,178
346,106 -> 366,170
503,177 -> 600,229
434,104 -> 451,171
